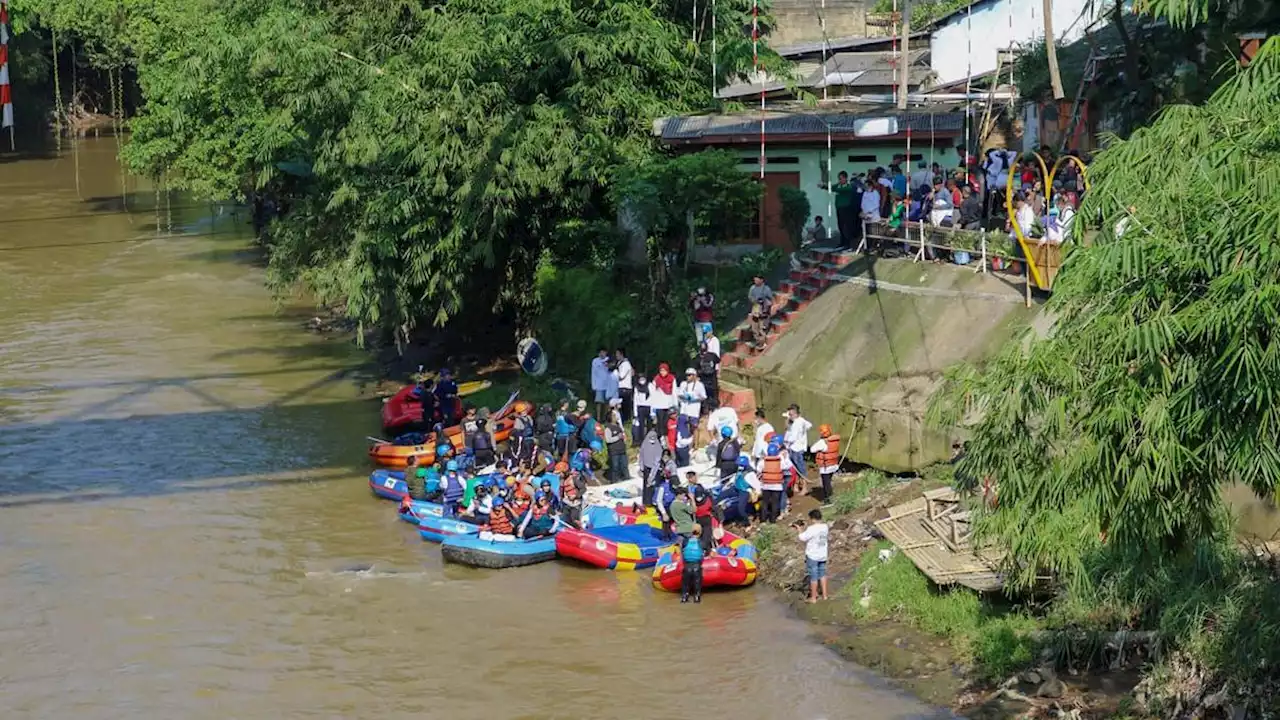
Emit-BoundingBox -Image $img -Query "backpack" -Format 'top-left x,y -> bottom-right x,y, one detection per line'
698,353 -> 717,376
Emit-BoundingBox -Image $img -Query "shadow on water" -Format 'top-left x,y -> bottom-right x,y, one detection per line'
0,397 -> 376,506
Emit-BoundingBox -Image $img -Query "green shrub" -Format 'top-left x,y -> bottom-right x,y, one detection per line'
830,470 -> 890,515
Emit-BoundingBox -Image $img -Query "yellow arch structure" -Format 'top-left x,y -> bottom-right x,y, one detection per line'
1006,151 -> 1052,290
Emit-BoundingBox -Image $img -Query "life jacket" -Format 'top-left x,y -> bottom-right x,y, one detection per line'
681,537 -> 704,563
761,454 -> 784,486
817,434 -> 841,469
489,506 -> 515,535
472,430 -> 493,453
578,417 -> 598,444
554,415 -> 574,438
695,496 -> 713,519
442,472 -> 464,503
534,411 -> 555,436
698,353 -> 717,377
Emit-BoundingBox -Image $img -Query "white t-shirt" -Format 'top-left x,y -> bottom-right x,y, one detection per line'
860,188 -> 881,221
676,380 -> 706,418
798,522 -> 829,561
784,416 -> 812,452
615,358 -> 634,390
707,406 -> 739,440
704,335 -> 721,359
751,421 -> 775,460
649,379 -> 674,410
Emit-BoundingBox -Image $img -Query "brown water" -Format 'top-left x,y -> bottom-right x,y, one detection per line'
0,138 -> 948,719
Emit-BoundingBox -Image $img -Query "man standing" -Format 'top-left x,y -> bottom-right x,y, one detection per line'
696,341 -> 720,413
750,408 -> 774,464
614,348 -> 634,425
824,171 -> 862,250
859,175 -> 882,238
784,403 -> 812,493
676,368 -> 706,435
590,348 -> 611,420
910,161 -> 931,194
688,288 -> 715,344
747,275 -> 774,349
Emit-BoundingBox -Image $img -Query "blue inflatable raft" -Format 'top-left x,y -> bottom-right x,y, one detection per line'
440,506 -> 622,569
370,469 -> 410,501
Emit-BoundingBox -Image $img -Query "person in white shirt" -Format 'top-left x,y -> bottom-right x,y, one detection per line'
859,179 -> 881,223
784,403 -> 812,489
589,348 -> 611,419
909,161 -> 931,193
707,405 -> 739,441
703,332 -> 720,361
676,369 -> 706,421
1008,195 -> 1035,243
750,408 -> 774,462
795,508 -> 830,602
613,348 -> 634,424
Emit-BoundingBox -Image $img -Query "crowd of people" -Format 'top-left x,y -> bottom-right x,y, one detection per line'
804,144 -> 1091,260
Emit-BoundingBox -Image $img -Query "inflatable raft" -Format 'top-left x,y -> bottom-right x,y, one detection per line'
370,469 -> 410,501
369,394 -> 528,468
381,380 -> 493,433
440,506 -> 622,569
555,523 -> 676,571
395,497 -> 483,542
651,531 -> 759,592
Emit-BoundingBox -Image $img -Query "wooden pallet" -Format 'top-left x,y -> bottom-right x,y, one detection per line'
876,490 -> 1005,593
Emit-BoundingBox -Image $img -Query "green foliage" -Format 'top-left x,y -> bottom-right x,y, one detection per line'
614,149 -> 763,253
870,0 -> 971,26
929,38 -> 1280,589
830,470 -> 889,515
737,247 -> 786,279
852,541 -> 1040,681
754,523 -> 784,559
777,185 -> 810,251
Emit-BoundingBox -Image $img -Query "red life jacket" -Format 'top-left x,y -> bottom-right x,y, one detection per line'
761,454 -> 784,485
695,496 -> 712,518
489,506 -> 515,535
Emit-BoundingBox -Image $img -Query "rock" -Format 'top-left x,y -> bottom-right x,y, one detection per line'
893,637 -> 906,648
1020,670 -> 1042,684
858,595 -> 871,609
878,548 -> 895,563
1035,678 -> 1066,699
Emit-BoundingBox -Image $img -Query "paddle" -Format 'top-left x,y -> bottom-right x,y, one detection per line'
367,436 -> 391,445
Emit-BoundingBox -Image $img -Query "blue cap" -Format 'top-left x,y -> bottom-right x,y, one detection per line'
492,496 -> 504,507
720,425 -> 733,438
737,455 -> 751,469
446,460 -> 458,471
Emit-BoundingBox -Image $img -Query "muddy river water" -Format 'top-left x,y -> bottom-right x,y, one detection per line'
0,138 -> 948,719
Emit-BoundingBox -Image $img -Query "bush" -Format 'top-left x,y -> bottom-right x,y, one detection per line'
830,470 -> 890,515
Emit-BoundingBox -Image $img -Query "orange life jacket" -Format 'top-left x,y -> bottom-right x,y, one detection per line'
489,506 -> 515,535
761,454 -> 784,485
817,435 -> 841,468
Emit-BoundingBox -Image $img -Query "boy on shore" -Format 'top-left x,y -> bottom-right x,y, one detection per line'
681,525 -> 704,603
795,508 -> 830,603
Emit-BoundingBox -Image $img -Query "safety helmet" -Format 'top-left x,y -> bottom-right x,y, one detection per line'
737,455 -> 751,469
540,478 -> 553,488
446,460 -> 458,471
696,287 -> 707,295
819,424 -> 832,438
492,496 -> 505,507
436,444 -> 451,457
720,425 -> 733,438
766,432 -> 781,443
534,491 -> 546,501
554,462 -> 569,474
767,442 -> 782,456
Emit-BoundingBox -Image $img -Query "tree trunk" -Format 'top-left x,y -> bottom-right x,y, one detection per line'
1043,0 -> 1065,99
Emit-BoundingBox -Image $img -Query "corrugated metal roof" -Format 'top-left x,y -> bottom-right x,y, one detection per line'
659,110 -> 966,141
718,50 -> 931,99
773,32 -> 929,58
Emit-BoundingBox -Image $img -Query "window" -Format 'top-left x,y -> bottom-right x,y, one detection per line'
766,156 -> 800,164
847,154 -> 878,163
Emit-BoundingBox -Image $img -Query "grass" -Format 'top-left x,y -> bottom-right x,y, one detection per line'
754,523 -> 786,560
830,470 -> 891,515
851,540 -> 1040,682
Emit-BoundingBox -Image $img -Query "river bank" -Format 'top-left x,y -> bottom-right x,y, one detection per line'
742,470 -> 1145,719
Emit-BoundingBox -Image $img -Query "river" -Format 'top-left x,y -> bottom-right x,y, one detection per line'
0,137 -> 948,719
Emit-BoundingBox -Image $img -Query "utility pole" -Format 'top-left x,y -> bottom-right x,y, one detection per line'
898,0 -> 911,110
1044,0 -> 1065,99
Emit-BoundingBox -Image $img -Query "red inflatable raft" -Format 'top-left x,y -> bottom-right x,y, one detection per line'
651,531 -> 759,592
380,379 -> 492,433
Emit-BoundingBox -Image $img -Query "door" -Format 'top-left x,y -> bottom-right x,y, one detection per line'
761,172 -> 801,251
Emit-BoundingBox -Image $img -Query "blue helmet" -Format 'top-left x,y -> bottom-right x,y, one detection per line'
737,455 -> 751,469
767,442 -> 782,456
492,495 -> 505,507
534,490 -> 546,501
446,460 -> 459,472
720,425 -> 733,438
436,444 -> 451,457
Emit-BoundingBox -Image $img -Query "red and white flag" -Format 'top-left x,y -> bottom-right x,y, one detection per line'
1,0 -> 12,129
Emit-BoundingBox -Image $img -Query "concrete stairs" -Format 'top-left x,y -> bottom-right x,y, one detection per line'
720,246 -> 859,372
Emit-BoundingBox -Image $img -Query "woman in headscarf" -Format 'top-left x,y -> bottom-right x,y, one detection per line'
651,363 -> 676,436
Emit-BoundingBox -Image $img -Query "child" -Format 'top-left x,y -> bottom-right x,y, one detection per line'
681,525 -> 705,603
795,508 -> 830,603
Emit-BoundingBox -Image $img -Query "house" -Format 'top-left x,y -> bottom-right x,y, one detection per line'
655,109 -> 966,249
928,0 -> 1103,87
718,34 -> 933,102
770,0 -> 888,46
